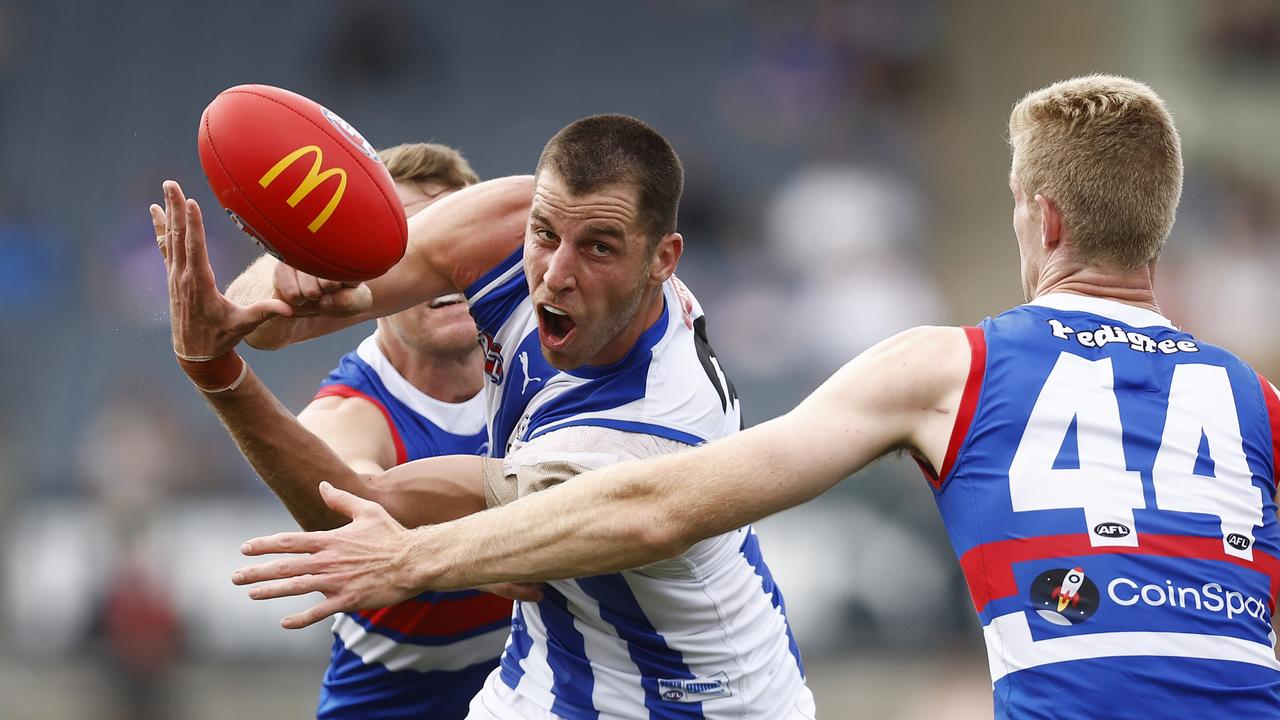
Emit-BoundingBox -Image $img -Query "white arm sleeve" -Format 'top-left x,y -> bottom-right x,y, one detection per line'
483,426 -> 692,508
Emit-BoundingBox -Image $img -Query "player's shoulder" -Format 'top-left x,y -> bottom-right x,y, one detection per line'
862,325 -> 973,369
821,326 -> 974,412
300,391 -> 390,427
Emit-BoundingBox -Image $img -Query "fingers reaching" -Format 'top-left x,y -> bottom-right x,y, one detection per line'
184,197 -> 213,279
238,529 -> 331,561
318,480 -> 380,519
281,597 -> 349,629
164,180 -> 188,270
151,204 -> 168,263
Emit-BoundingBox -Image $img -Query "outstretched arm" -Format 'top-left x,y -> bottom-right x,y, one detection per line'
155,180 -> 488,531
226,175 -> 534,349
234,324 -> 972,627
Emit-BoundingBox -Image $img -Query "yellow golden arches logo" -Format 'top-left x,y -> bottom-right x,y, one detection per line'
258,145 -> 347,233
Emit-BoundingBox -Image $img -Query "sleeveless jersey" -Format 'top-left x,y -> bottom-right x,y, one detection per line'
933,293 -> 1280,718
463,247 -> 811,719
312,333 -> 512,720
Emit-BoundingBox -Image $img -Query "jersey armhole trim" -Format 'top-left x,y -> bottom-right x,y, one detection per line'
928,325 -> 987,491
1256,373 -> 1280,493
314,384 -> 408,466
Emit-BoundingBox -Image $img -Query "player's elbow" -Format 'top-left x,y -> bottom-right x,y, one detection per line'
635,515 -> 696,563
620,483 -> 698,562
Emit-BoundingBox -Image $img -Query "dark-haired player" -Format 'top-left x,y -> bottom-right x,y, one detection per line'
161,115 -> 814,718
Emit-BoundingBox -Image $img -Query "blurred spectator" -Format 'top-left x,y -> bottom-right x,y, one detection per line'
1205,0 -> 1280,69
768,164 -> 940,364
715,0 -> 937,152
91,527 -> 182,720
1160,162 -> 1280,376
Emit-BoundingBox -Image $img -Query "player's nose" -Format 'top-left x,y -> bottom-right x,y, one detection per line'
541,242 -> 577,293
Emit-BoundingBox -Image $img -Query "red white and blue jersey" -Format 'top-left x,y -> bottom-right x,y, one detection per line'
933,293 -> 1280,719
462,248 -> 812,719
313,333 -> 511,720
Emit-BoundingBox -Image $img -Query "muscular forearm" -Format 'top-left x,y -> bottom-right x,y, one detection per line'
201,368 -> 370,530
406,416 -> 840,589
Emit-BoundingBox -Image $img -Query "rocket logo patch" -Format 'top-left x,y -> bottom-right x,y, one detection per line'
1031,566 -> 1100,626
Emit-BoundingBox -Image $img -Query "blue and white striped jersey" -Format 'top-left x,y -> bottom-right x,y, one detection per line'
463,247 -> 813,719
931,293 -> 1280,718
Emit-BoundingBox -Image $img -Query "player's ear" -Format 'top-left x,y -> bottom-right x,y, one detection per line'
1034,194 -> 1062,251
649,232 -> 682,284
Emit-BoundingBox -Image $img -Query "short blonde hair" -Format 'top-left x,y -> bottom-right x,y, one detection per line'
1009,74 -> 1183,269
378,142 -> 479,189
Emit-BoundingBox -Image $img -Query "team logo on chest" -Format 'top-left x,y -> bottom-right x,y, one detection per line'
477,332 -> 504,384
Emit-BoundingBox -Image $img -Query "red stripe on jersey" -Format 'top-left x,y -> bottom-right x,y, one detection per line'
358,592 -> 514,638
925,326 -> 987,490
315,384 -> 408,466
959,533 -> 1280,615
1256,374 -> 1280,492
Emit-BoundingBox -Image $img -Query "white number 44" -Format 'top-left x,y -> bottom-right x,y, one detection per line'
1010,353 -> 1265,560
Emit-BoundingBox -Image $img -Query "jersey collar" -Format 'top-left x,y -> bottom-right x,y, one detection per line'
1027,292 -> 1175,329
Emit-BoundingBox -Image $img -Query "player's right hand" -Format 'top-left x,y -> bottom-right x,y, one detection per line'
153,180 -> 294,360
272,260 -> 373,318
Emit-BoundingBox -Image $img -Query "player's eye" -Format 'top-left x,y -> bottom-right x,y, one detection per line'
589,241 -> 612,256
534,228 -> 557,242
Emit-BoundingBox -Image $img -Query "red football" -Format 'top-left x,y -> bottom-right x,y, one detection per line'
197,84 -> 407,282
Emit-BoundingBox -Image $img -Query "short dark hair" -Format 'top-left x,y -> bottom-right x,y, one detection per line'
535,114 -> 683,243
379,142 -> 479,189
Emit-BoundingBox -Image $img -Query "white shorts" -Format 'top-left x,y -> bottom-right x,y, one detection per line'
467,668 -> 819,719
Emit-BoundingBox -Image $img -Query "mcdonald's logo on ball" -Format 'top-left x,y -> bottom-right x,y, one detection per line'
197,84 -> 406,282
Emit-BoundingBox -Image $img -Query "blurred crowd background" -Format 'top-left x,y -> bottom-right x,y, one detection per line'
2,1 -> 1280,717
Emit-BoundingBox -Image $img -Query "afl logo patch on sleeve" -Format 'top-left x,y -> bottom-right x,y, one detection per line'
657,672 -> 731,703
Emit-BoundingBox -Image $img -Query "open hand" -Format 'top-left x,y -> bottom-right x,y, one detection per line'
153,180 -> 293,358
233,482 -> 427,629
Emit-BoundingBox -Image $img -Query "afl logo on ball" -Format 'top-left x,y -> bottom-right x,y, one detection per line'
321,107 -> 379,161
1031,566 -> 1100,626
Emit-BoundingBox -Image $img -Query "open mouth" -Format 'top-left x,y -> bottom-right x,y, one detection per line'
537,303 -> 577,348
428,293 -> 467,309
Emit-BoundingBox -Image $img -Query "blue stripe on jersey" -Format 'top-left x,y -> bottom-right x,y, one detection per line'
465,245 -> 525,300
576,574 -> 705,720
499,603 -> 534,691
521,301 -> 670,440
740,532 -> 805,677
536,588 -> 599,719
559,300 -> 670,379
468,271 -> 529,339
344,609 -> 513,646
317,635 -> 498,720
489,330 -> 551,458
528,418 -> 704,447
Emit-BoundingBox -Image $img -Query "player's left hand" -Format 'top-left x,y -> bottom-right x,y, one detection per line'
153,180 -> 293,359
233,481 -> 426,629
